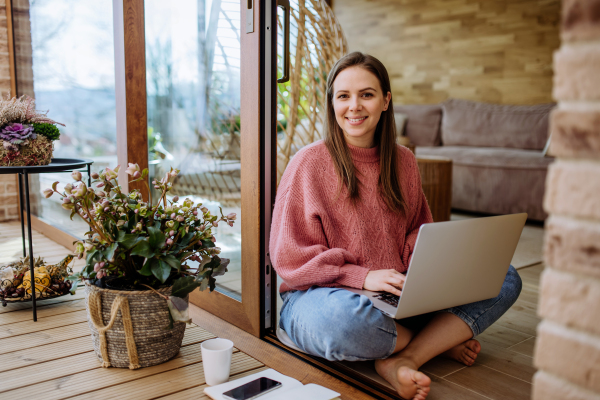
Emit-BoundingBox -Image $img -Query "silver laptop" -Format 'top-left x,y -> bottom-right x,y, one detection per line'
345,213 -> 527,319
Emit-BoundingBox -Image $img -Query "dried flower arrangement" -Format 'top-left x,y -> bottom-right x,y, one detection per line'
0,95 -> 64,166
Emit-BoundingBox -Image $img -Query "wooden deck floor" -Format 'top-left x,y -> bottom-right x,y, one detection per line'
0,220 -> 542,399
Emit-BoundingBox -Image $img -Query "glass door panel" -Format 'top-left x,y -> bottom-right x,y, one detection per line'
144,0 -> 243,300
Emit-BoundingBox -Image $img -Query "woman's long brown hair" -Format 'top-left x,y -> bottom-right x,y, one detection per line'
325,51 -> 407,215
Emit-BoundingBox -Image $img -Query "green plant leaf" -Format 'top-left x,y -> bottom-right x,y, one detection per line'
202,239 -> 215,248
103,243 -> 118,262
130,240 -> 156,258
148,224 -> 166,249
151,260 -> 171,283
139,258 -> 155,276
160,254 -> 181,271
179,232 -> 195,247
117,233 -> 143,249
171,276 -> 201,298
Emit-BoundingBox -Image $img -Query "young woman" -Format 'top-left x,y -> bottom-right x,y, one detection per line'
269,52 -> 522,400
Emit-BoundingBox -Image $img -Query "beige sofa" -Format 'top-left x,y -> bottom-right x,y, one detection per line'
395,99 -> 555,221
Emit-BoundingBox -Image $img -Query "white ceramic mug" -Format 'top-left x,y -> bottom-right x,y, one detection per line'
201,338 -> 234,386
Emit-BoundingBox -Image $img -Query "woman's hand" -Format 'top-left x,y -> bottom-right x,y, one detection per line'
363,269 -> 406,296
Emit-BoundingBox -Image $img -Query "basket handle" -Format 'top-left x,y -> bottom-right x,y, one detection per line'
88,292 -> 141,369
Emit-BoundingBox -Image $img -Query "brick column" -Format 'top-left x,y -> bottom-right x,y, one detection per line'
533,0 -> 600,399
0,0 -> 20,222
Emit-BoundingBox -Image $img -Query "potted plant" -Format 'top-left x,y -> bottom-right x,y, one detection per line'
44,163 -> 236,369
0,95 -> 64,166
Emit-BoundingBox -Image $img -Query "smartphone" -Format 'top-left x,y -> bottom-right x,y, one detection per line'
222,377 -> 282,400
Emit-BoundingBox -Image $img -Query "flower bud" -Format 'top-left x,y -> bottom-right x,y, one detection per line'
135,222 -> 143,231
176,216 -> 185,222
96,191 -> 106,197
84,242 -> 95,251
211,236 -> 216,242
104,207 -> 110,212
166,238 -> 174,246
96,182 -> 105,188
228,221 -> 234,227
172,196 -> 179,203
201,207 -> 208,213
192,210 -> 198,216
212,221 -> 218,227
160,214 -> 166,219
64,183 -> 73,194
96,270 -> 105,279
94,262 -> 102,272
132,171 -> 141,179
166,220 -> 175,228
71,171 -> 82,181
126,163 -> 140,176
91,172 -> 99,179
134,209 -> 139,214
61,203 -> 75,210
169,230 -> 176,237
170,213 -> 176,219
43,188 -> 53,198
227,213 -> 237,220
154,185 -> 160,189
117,220 -> 125,227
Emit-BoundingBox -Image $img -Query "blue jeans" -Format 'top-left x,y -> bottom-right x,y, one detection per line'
279,266 -> 522,361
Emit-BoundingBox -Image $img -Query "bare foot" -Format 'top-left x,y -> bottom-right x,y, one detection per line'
375,357 -> 431,400
442,339 -> 481,366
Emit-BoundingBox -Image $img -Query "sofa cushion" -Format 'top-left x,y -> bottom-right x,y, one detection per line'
394,104 -> 442,146
441,99 -> 555,150
416,146 -> 553,221
415,146 -> 554,170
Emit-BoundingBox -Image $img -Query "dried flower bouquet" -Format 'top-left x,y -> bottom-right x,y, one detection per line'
0,95 -> 64,166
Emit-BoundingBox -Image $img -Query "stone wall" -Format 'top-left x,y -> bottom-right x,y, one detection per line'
0,0 -> 19,222
333,0 -> 560,105
533,0 -> 600,398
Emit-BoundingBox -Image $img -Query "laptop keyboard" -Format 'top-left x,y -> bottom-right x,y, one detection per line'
373,292 -> 400,307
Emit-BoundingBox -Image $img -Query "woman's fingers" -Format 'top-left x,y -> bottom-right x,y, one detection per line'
384,283 -> 402,297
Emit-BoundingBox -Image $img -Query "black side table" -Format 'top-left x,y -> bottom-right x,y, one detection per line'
0,158 -> 93,321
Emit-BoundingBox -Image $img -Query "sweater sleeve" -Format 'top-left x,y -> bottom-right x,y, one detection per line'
269,160 -> 369,291
401,152 -> 434,269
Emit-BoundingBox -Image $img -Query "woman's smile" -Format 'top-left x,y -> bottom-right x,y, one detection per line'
346,116 -> 368,125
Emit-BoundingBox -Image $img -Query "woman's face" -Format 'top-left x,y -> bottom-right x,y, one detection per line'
332,66 -> 391,148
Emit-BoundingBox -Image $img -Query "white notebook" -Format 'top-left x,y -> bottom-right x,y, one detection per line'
203,369 -> 340,400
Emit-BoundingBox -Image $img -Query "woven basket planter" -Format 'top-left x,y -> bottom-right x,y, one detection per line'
84,283 -> 186,369
0,136 -> 53,166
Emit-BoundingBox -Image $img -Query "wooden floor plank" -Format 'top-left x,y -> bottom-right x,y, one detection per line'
444,364 -> 532,400
160,366 -> 270,400
421,356 -> 466,378
494,308 -> 541,337
0,309 -> 88,338
474,342 -> 536,383
0,326 -> 211,373
425,374 -> 491,400
69,352 -> 264,400
0,336 -> 93,373
476,324 -> 533,349
0,298 -> 87,324
0,322 -> 90,355
507,337 -> 537,358
0,351 -> 99,393
1,343 -> 238,399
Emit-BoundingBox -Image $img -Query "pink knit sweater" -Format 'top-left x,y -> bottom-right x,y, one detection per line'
270,140 -> 433,293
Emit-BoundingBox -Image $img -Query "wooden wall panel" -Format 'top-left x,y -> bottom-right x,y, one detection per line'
333,0 -> 560,105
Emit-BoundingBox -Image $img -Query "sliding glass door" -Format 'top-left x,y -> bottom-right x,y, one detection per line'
148,0 -> 271,337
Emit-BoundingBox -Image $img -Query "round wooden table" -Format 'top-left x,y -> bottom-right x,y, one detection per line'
416,156 -> 453,222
